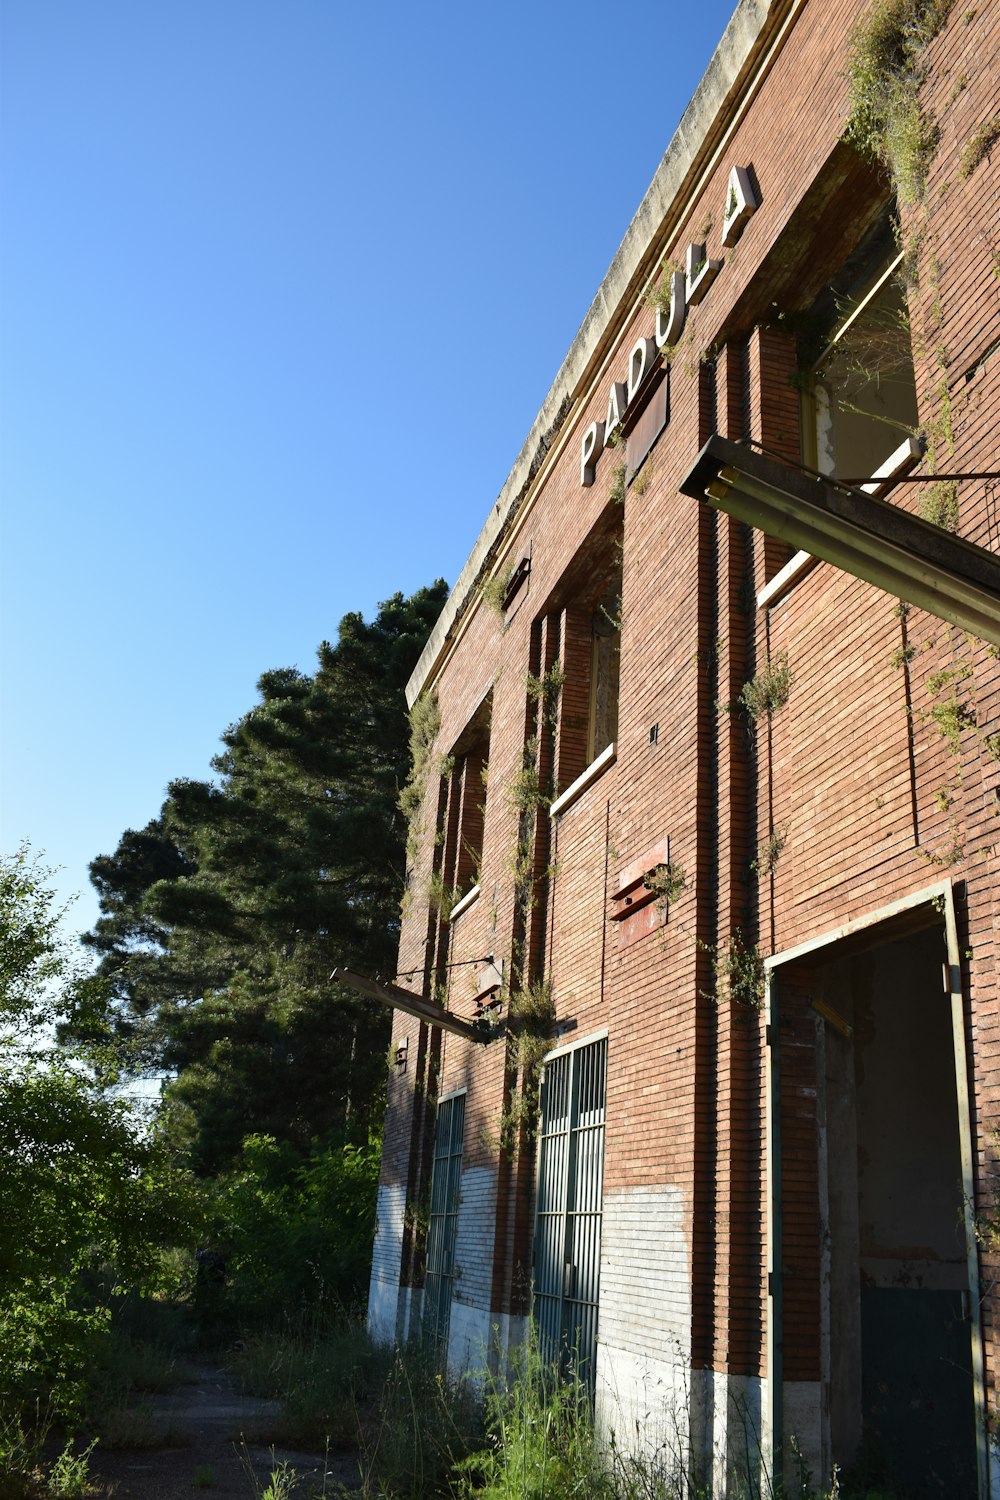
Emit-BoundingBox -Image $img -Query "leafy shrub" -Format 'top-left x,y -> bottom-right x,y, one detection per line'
213,1129 -> 382,1323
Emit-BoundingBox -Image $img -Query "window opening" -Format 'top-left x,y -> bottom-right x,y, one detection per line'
533,1037 -> 607,1388
806,261 -> 918,486
437,696 -> 491,916
589,577 -> 621,764
422,1091 -> 466,1347
542,508 -> 622,802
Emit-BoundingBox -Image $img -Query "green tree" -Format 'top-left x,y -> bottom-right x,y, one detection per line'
0,847 -> 194,1425
83,583 -> 448,1177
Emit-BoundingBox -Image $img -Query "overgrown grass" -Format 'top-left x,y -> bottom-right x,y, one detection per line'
0,1424 -> 97,1500
0,1293 -> 196,1496
360,1346 -> 484,1500
229,1313 -> 390,1449
455,1345 -> 613,1500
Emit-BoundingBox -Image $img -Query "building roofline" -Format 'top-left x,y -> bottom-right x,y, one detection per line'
407,0 -> 791,707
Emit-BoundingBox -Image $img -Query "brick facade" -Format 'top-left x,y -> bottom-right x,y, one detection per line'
369,0 -> 1000,1491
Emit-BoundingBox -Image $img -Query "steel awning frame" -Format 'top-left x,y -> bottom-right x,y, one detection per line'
680,436 -> 1000,647
330,966 -> 486,1043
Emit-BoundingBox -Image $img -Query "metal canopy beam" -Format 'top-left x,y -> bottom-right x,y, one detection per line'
330,966 -> 483,1042
680,435 -> 1000,647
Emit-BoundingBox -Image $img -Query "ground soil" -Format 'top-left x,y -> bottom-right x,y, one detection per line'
84,1364 -> 361,1498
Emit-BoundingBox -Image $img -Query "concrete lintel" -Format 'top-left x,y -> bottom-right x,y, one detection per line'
406,0 -> 783,707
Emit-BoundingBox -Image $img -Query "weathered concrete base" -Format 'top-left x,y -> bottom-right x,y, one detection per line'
595,1343 -> 695,1474
596,1348 -> 771,1497
446,1299 -> 493,1382
697,1371 -> 769,1499
782,1381 -> 824,1491
396,1285 -> 420,1344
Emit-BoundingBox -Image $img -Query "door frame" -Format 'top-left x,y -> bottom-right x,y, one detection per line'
764,878 -> 987,1498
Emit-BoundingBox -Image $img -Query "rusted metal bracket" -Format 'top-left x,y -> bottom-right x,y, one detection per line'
330,966 -> 484,1042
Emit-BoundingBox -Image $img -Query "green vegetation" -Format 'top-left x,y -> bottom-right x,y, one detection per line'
223,1317 -> 880,1499
959,118 -> 1000,177
703,929 -> 767,1012
481,564 -> 515,621
524,662 -> 565,733
79,584 -> 446,1183
643,859 -> 687,914
402,688 -> 445,868
753,826 -> 788,877
923,660 -> 975,752
609,461 -> 628,506
505,741 -> 547,819
734,654 -> 793,723
844,0 -> 954,203
1,585 -> 448,1493
498,979 -> 556,1151
0,848 -> 201,1496
919,476 -> 960,530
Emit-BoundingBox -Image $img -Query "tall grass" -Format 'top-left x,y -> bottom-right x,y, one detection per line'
454,1344 -> 612,1500
229,1312 -> 390,1448
222,1314 -> 885,1500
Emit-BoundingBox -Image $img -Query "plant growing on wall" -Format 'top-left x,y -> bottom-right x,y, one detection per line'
923,661 -> 975,752
643,860 -> 687,916
753,826 -> 788,877
844,0 -> 954,205
524,663 -> 565,733
734,654 -> 793,723
427,869 -> 458,923
701,929 -> 767,1012
608,462 -> 628,506
497,979 -> 555,1152
919,479 -> 960,530
400,692 -> 442,870
482,564 -> 515,621
959,118 -> 1000,178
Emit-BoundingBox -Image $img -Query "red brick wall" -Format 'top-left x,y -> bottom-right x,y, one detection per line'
375,0 -> 1000,1417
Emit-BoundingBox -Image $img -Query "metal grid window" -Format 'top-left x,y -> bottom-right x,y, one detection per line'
533,1037 -> 607,1385
422,1091 -> 465,1347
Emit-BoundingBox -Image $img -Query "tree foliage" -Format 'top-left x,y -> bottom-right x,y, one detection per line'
82,583 -> 448,1176
216,1131 -> 382,1315
0,848 -> 196,1425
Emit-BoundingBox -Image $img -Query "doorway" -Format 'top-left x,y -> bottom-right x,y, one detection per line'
815,921 -> 977,1495
768,902 -> 988,1500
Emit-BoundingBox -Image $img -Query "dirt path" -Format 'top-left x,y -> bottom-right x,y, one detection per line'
85,1364 -> 361,1498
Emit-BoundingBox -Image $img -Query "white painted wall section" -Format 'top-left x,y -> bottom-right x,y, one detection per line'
368,1181 -> 405,1344
447,1164 -> 498,1379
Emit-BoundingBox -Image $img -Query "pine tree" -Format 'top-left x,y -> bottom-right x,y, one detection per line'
84,582 -> 447,1174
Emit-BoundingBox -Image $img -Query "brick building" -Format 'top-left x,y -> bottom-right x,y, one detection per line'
361,0 -> 1000,1492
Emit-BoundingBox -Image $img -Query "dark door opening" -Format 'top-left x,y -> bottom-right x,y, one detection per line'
819,923 -> 977,1498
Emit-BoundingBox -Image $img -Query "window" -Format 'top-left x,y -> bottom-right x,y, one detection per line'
806,261 -> 918,487
588,576 -> 621,764
533,1037 -> 607,1386
435,695 -> 490,916
422,1091 -> 465,1347
550,550 -> 622,807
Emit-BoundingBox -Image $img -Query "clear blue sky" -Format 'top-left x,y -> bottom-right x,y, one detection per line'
1,0 -> 738,946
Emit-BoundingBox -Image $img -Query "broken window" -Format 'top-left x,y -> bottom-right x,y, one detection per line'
805,259 -> 919,488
